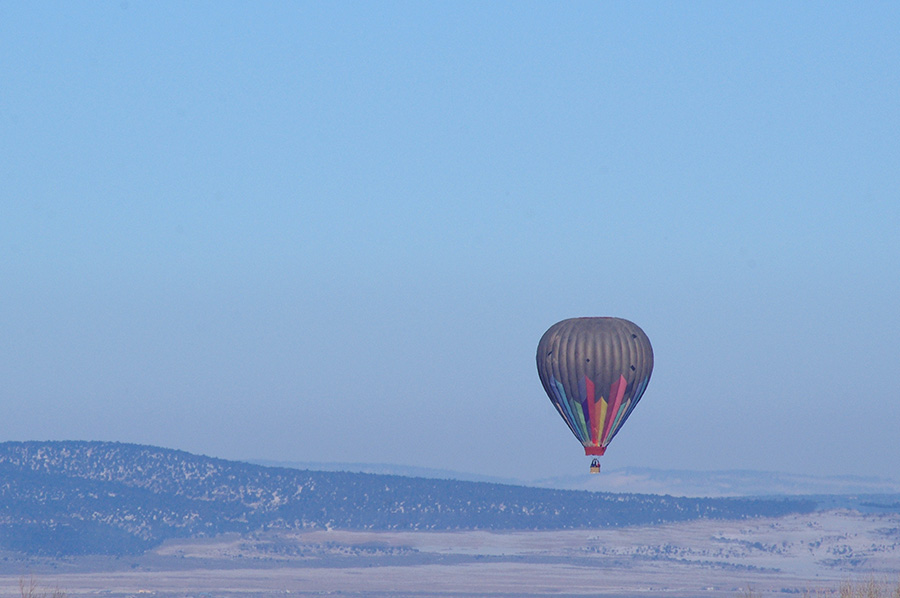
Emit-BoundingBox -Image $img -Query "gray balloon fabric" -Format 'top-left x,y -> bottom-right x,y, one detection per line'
536,317 -> 653,455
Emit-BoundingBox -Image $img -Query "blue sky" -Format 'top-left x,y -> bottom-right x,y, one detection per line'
2,2 -> 898,481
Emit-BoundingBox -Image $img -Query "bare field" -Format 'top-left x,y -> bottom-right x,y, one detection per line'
1,510 -> 898,598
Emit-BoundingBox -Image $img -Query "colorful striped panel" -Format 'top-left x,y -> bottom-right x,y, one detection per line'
585,377 -> 599,445
551,378 -> 579,441
570,394 -> 589,442
597,395 -> 608,444
606,375 -> 651,445
601,375 -> 627,445
552,377 -> 588,443
608,397 -> 631,443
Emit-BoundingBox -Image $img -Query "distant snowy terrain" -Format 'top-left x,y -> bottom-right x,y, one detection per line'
258,460 -> 900,497
534,467 -> 900,497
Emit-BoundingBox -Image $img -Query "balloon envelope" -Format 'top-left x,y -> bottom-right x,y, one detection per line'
536,317 -> 653,456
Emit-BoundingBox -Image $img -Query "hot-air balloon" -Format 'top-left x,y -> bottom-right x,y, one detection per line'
536,317 -> 653,474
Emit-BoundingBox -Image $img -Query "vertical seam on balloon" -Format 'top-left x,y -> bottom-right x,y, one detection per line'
552,328 -> 583,443
561,322 -> 588,443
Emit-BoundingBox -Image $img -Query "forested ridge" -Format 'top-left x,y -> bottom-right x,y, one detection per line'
0,441 -> 815,556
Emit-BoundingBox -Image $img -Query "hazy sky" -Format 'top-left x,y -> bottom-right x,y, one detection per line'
3,2 -> 898,482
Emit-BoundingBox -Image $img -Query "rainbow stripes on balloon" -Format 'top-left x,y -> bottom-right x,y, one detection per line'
548,373 -> 651,455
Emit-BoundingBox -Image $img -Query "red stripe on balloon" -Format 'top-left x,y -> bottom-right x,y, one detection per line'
602,375 -> 627,443
585,377 -> 598,445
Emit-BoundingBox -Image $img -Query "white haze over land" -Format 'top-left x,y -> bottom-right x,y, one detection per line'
257,460 -> 900,498
2,3 -> 899,484
534,468 -> 900,497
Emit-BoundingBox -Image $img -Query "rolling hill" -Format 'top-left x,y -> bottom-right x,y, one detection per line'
0,441 -> 816,556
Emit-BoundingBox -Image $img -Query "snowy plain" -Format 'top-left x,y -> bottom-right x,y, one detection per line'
2,509 -> 898,598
